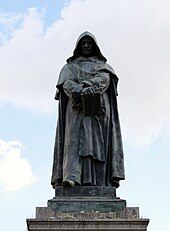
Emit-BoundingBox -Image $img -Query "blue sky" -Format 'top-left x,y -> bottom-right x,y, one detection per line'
0,0 -> 170,230
0,0 -> 64,25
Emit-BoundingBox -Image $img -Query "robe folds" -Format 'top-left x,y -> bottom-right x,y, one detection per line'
51,56 -> 125,187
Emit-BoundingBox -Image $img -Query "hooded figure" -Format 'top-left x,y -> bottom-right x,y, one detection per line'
51,31 -> 125,188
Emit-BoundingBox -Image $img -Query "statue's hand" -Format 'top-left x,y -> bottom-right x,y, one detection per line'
81,87 -> 95,95
72,91 -> 80,98
81,80 -> 92,87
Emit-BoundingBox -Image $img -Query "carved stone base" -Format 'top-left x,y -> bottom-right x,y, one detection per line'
27,207 -> 149,231
26,187 -> 149,231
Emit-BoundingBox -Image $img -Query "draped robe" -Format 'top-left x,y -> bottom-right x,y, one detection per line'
51,56 -> 125,187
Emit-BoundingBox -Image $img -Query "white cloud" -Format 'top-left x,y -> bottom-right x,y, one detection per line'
0,0 -> 170,144
0,139 -> 36,191
0,12 -> 22,26
0,12 -> 23,44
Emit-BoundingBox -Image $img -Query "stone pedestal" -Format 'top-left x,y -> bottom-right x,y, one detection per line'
26,186 -> 149,231
48,186 -> 126,213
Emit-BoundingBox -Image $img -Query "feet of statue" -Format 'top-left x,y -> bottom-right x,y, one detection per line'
63,179 -> 75,187
52,179 -> 62,188
112,179 -> 120,188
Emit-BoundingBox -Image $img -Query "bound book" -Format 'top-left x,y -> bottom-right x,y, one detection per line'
81,93 -> 101,116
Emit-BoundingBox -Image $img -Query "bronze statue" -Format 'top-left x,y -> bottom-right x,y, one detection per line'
51,31 -> 125,189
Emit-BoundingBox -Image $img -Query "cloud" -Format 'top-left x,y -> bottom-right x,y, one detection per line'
0,8 -> 57,113
0,12 -> 23,44
0,0 -> 170,144
0,139 -> 36,191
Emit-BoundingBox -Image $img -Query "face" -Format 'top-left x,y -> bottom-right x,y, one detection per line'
79,36 -> 94,57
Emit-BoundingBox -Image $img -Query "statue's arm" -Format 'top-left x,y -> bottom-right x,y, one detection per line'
61,65 -> 83,97
63,79 -> 84,97
81,72 -> 110,94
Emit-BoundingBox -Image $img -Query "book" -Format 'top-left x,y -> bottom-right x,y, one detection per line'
81,93 -> 101,116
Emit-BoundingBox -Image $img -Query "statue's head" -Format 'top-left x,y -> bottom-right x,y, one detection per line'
78,35 -> 95,58
67,31 -> 107,63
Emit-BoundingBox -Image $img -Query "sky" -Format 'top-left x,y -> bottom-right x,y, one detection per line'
0,0 -> 170,230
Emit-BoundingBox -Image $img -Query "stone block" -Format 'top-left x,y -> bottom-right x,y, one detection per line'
55,186 -> 116,197
27,206 -> 149,231
48,186 -> 126,213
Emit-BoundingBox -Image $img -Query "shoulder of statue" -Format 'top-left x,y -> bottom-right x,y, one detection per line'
104,63 -> 117,76
60,63 -> 70,72
56,64 -> 69,87
95,62 -> 118,79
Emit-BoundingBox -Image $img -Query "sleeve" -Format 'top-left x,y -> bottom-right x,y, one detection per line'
81,71 -> 110,94
62,66 -> 83,97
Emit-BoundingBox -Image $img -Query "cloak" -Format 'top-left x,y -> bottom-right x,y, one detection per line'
51,32 -> 125,188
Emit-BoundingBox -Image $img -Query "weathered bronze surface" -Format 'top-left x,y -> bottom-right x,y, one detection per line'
51,31 -> 125,189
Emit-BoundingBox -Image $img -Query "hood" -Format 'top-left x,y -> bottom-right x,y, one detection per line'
66,31 -> 107,63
